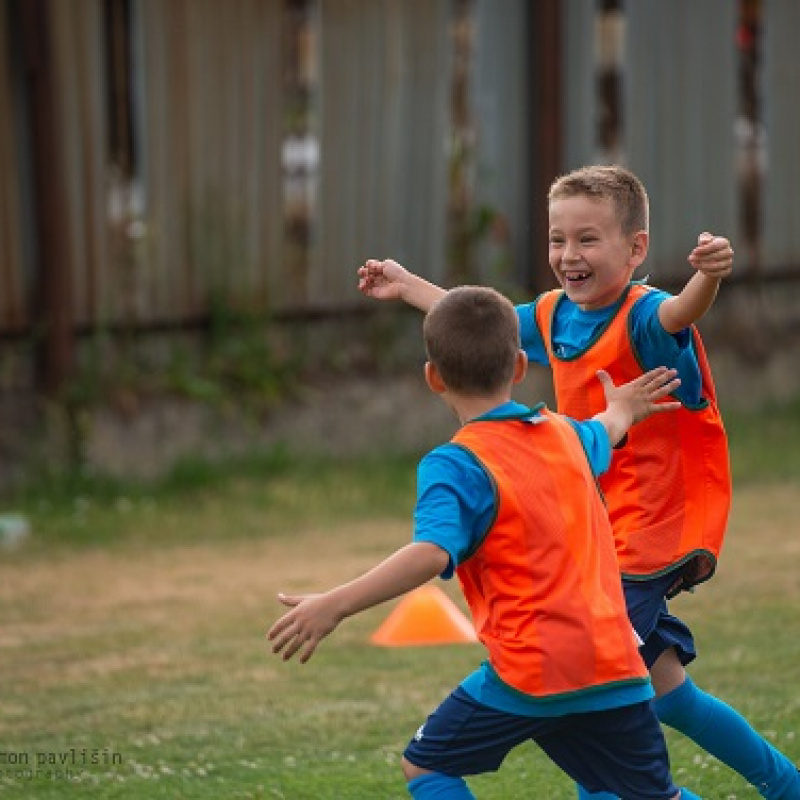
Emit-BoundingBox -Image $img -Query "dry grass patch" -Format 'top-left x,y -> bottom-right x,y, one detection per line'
0,518 -> 411,680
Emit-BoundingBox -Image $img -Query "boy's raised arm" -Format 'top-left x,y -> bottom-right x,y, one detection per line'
357,259 -> 446,313
658,232 -> 734,334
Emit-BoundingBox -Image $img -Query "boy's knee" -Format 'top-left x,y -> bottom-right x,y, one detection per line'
649,647 -> 687,697
402,755 -> 428,782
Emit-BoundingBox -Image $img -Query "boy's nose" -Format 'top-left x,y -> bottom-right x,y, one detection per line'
563,242 -> 580,263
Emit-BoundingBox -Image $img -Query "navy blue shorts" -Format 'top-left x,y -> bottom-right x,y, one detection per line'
403,687 -> 679,799
623,573 -> 697,669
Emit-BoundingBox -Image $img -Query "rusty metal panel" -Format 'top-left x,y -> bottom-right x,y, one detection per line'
48,0 -> 108,328
9,0 -> 798,342
313,0 -> 451,305
134,0 -> 188,323
472,0 -> 530,288
624,0 -> 737,280
0,0 -> 27,332
134,0 -> 284,323
762,0 -> 800,271
561,0 -> 597,170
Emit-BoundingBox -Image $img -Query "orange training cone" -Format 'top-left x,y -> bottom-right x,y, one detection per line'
370,585 -> 478,647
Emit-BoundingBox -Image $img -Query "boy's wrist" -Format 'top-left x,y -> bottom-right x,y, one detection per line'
323,585 -> 357,622
398,277 -> 415,303
615,404 -> 635,435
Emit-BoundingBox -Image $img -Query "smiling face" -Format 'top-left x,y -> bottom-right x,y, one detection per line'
548,194 -> 648,311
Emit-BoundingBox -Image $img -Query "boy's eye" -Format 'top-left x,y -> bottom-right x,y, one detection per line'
582,236 -> 598,244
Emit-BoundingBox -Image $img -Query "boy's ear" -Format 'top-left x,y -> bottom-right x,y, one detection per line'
424,361 -> 447,395
512,350 -> 528,385
630,230 -> 649,267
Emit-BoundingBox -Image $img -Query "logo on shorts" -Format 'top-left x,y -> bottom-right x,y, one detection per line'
414,724 -> 425,741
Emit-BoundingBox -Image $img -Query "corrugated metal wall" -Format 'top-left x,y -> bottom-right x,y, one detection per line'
562,0 -> 597,170
561,0 -> 739,280
314,0 -> 452,298
472,0 -> 529,287
0,0 -> 25,332
1,0 -> 286,333
2,0 -> 800,343
762,0 -> 800,270
52,0 -> 108,329
624,0 -> 738,278
130,0 -> 284,322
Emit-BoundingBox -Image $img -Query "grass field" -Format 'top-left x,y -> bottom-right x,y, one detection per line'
1,404 -> 799,799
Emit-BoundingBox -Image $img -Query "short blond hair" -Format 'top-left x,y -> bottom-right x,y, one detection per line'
548,165 -> 649,235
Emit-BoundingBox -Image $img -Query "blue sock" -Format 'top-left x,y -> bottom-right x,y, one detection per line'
576,787 -> 617,799
577,786 -> 702,800
656,676 -> 800,799
407,772 -> 475,799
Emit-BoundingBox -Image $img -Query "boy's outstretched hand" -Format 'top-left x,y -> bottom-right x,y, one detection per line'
267,592 -> 342,664
357,259 -> 410,301
593,367 -> 681,447
688,232 -> 733,279
357,259 -> 445,312
597,366 -> 681,425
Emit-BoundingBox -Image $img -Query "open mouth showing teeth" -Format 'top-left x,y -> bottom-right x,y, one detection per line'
565,272 -> 590,283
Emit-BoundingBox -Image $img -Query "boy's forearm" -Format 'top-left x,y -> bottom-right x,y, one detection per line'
402,274 -> 447,312
327,542 -> 447,620
659,271 -> 721,334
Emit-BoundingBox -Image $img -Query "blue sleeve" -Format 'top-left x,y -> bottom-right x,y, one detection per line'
414,444 -> 497,579
516,301 -> 550,366
630,290 -> 704,405
566,418 -> 612,477
630,290 -> 690,367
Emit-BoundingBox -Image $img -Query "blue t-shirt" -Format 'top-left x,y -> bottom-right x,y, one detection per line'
413,401 -> 653,717
517,286 -> 703,406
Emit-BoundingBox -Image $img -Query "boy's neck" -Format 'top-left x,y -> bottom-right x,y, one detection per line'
450,391 -> 514,426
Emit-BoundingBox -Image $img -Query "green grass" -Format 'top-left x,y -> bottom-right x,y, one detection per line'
2,448 -> 419,553
725,395 -> 800,484
0,401 -> 799,798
